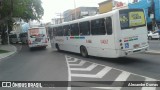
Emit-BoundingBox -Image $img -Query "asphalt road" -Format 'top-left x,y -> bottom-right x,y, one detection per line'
0,44 -> 160,90
149,40 -> 160,50
0,45 -> 68,90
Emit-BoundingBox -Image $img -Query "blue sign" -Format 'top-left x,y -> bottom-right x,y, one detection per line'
125,43 -> 129,48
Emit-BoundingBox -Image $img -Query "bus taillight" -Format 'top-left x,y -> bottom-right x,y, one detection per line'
45,39 -> 48,43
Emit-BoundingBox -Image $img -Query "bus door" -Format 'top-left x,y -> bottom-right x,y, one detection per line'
119,9 -> 148,50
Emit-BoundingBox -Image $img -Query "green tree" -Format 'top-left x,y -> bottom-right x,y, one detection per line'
0,0 -> 44,44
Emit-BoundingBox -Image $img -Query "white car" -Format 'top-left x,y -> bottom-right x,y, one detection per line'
148,31 -> 160,40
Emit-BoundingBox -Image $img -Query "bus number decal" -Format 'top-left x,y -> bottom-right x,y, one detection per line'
86,40 -> 92,43
124,36 -> 138,42
100,40 -> 108,44
70,36 -> 85,39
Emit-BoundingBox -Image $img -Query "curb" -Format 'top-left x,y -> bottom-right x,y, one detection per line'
0,45 -> 17,60
145,50 -> 160,55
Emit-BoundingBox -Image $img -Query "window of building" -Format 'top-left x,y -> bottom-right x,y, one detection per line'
106,17 -> 112,35
63,25 -> 70,36
70,23 -> 79,36
79,21 -> 90,35
91,18 -> 106,35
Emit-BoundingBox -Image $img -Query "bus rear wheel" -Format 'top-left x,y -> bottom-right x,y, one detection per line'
80,46 -> 88,58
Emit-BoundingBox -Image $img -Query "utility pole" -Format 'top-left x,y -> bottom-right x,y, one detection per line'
74,0 -> 76,20
151,0 -> 156,31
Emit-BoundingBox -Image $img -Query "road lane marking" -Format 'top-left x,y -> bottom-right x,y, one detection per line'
65,55 -> 160,90
69,60 -> 86,66
115,71 -> 130,81
70,63 -> 98,71
65,55 -> 71,90
71,66 -> 112,78
68,58 -> 78,63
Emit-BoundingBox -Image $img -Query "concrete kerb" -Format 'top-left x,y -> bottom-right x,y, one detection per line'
145,50 -> 160,55
0,45 -> 17,60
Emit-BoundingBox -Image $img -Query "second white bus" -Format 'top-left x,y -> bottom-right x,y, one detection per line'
47,9 -> 149,58
28,27 -> 48,49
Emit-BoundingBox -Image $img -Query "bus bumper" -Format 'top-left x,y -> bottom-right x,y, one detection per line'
122,45 -> 149,56
29,44 -> 48,48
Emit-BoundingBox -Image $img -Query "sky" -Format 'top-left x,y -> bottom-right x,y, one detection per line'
41,0 -> 129,23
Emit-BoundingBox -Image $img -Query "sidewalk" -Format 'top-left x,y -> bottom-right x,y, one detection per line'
0,44 -> 17,60
145,49 -> 160,55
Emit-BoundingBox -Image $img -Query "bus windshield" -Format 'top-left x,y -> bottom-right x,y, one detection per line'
119,9 -> 146,29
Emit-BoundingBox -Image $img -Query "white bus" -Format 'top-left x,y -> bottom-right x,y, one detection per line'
28,27 -> 48,49
47,9 -> 149,58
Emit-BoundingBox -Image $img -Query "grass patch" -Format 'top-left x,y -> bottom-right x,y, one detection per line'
0,50 -> 10,54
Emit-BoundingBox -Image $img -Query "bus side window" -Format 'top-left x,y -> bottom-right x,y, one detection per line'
106,17 -> 112,35
79,21 -> 90,35
48,27 -> 53,39
56,27 -> 63,36
53,28 -> 57,36
70,23 -> 79,36
91,18 -> 106,35
63,25 -> 71,36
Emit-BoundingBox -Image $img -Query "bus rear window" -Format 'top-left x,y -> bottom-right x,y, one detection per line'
119,9 -> 146,29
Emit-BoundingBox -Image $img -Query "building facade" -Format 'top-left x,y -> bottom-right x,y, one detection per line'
51,18 -> 64,25
99,0 -> 113,14
98,0 -> 127,14
63,10 -> 73,22
128,0 -> 160,25
63,7 -> 98,22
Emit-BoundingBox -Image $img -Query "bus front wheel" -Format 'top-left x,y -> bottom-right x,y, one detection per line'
80,46 -> 88,58
148,36 -> 152,40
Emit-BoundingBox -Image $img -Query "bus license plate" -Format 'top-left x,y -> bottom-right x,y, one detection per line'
35,38 -> 42,42
133,44 -> 140,48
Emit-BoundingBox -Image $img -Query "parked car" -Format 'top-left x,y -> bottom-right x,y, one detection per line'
9,34 -> 20,44
148,31 -> 160,40
19,32 -> 28,44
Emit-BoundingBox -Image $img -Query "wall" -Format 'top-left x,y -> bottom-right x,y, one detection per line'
99,0 -> 113,14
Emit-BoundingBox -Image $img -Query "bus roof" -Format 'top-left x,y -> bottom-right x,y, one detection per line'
48,8 -> 144,28
49,9 -> 119,28
29,27 -> 45,30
